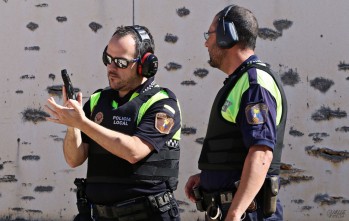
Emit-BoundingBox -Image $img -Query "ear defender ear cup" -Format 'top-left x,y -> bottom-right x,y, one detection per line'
137,52 -> 158,78
102,46 -> 108,66
216,5 -> 239,49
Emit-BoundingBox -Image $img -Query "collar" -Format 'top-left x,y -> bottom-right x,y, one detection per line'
224,55 -> 262,85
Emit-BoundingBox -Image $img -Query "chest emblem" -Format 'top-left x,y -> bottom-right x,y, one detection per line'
94,112 -> 104,124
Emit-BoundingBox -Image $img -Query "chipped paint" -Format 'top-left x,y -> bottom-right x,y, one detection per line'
176,7 -> 190,17
164,33 -> 178,43
305,146 -> 349,163
164,62 -> 182,71
309,77 -> 334,93
311,106 -> 347,121
280,68 -> 300,86
21,108 -> 50,124
89,22 -> 102,33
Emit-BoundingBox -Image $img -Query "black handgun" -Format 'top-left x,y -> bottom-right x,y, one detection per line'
61,69 -> 76,100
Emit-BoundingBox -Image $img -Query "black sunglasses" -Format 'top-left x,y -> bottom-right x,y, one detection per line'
105,53 -> 139,69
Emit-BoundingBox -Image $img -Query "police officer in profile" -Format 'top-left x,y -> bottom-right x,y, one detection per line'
185,5 -> 287,221
45,25 -> 181,221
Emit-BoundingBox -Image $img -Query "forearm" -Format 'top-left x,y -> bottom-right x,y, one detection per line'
63,127 -> 87,167
79,117 -> 152,164
226,146 -> 273,220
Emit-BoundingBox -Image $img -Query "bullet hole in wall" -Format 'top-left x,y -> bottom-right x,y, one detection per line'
335,126 -> 349,132
308,132 -> 329,143
289,127 -> 304,137
21,196 -> 35,201
176,7 -> 190,17
338,61 -> 349,71
195,137 -> 204,145
22,155 -> 40,161
0,175 -> 17,183
310,77 -> 334,93
22,108 -> 50,124
48,73 -> 55,81
181,126 -> 197,135
35,3 -> 48,7
193,68 -> 209,78
26,22 -> 39,31
20,74 -> 35,80
181,80 -> 196,86
280,68 -> 300,86
311,106 -> 347,121
314,193 -> 349,206
273,19 -> 293,32
305,145 -> 349,163
165,62 -> 182,71
164,33 -> 178,43
89,22 -> 102,33
56,16 -> 67,23
34,186 -> 54,192
24,46 -> 40,51
258,28 -> 282,41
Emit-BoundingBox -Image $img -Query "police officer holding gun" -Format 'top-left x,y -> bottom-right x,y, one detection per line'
46,25 -> 182,221
185,5 -> 287,221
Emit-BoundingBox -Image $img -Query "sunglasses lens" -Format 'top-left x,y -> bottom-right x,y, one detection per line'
117,59 -> 128,69
106,55 -> 112,64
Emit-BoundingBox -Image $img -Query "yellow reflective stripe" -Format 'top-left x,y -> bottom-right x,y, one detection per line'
256,69 -> 282,125
221,73 -> 250,123
90,92 -> 102,113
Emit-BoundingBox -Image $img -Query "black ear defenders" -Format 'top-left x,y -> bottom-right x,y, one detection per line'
216,5 -> 239,49
102,25 -> 158,78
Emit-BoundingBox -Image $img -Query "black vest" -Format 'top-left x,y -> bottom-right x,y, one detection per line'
87,87 -> 180,190
198,64 -> 287,175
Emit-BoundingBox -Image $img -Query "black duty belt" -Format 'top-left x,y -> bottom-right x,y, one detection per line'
92,191 -> 176,220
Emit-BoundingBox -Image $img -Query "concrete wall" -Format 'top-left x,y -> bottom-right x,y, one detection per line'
1,0 -> 349,220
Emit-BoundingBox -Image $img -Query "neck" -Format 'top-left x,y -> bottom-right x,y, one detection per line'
221,47 -> 255,75
118,77 -> 147,98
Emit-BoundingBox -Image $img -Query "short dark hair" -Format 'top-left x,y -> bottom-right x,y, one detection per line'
217,5 -> 258,49
111,25 -> 155,58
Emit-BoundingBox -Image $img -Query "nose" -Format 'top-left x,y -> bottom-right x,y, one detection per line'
204,39 -> 208,48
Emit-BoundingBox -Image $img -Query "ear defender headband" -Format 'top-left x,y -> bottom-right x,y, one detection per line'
102,25 -> 158,78
216,5 -> 239,49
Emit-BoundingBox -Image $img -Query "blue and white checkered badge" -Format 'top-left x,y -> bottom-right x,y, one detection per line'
245,103 -> 268,125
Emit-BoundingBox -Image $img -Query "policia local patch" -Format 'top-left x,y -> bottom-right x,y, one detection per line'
155,112 -> 174,134
245,103 -> 268,125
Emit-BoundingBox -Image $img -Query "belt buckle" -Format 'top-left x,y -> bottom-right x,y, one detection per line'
220,192 -> 233,204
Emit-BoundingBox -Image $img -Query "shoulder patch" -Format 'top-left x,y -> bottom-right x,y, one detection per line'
155,112 -> 174,134
245,103 -> 268,125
